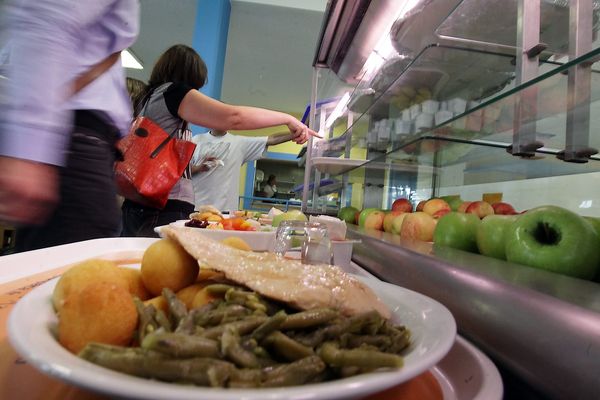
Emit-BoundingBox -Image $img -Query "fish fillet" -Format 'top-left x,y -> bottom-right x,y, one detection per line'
162,227 -> 390,318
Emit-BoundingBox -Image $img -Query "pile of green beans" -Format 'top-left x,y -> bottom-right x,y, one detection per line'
78,284 -> 411,388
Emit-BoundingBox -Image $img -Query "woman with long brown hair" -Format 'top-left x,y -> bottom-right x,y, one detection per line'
121,44 -> 317,237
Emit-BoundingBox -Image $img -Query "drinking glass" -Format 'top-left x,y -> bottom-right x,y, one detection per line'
273,220 -> 332,265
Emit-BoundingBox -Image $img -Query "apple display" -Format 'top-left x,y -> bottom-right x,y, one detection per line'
363,210 -> 386,231
505,205 -> 600,279
457,201 -> 472,213
337,206 -> 360,224
476,215 -> 518,260
383,211 -> 405,233
400,212 -> 437,242
391,213 -> 409,235
391,198 -> 413,213
423,198 -> 451,217
465,201 -> 494,219
491,202 -> 517,215
433,212 -> 481,253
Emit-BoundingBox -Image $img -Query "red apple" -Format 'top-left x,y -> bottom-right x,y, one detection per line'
400,212 -> 438,242
491,202 -> 517,215
432,208 -> 451,219
383,211 -> 405,233
363,210 -> 386,231
465,201 -> 495,219
457,201 -> 473,213
415,200 -> 427,212
423,198 -> 451,217
391,198 -> 413,213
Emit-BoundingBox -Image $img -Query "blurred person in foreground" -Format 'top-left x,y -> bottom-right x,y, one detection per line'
0,0 -> 139,251
191,130 -> 300,212
120,44 -> 319,237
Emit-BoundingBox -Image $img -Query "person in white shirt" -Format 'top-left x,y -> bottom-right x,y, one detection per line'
262,175 -> 277,198
191,129 -> 300,211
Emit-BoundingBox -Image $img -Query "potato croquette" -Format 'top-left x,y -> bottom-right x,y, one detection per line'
141,239 -> 199,296
144,295 -> 168,314
53,259 -> 128,312
191,287 -> 222,309
176,283 -> 205,310
120,267 -> 152,300
58,282 -> 137,354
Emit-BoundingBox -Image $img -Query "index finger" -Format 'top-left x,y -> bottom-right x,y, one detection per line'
307,128 -> 323,139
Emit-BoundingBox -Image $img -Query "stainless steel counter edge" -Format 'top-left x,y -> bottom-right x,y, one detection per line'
346,225 -> 600,400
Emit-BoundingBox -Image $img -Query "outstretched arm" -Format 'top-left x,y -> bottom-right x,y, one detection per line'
177,90 -> 320,142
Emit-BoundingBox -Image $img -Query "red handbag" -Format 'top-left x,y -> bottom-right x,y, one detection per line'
114,116 -> 196,209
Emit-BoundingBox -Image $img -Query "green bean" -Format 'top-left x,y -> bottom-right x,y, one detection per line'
220,326 -> 260,368
346,311 -> 385,335
279,308 -> 339,330
79,343 -> 234,387
155,309 -> 172,332
342,334 -> 393,351
205,284 -> 237,295
318,341 -> 403,369
262,356 -> 326,387
228,368 -> 263,388
201,316 -> 267,339
264,331 -> 315,361
225,289 -> 267,313
194,304 -> 251,327
251,310 -> 287,342
134,298 -> 158,343
162,288 -> 187,326
141,332 -> 220,358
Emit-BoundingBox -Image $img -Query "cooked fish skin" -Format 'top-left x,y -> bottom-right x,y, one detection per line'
162,227 -> 391,319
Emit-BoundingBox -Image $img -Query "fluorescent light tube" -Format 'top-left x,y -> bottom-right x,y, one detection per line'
121,49 -> 143,69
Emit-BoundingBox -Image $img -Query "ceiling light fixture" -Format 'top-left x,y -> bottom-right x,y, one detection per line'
121,49 -> 143,69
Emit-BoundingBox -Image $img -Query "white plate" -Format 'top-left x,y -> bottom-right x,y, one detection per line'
432,336 -> 503,400
7,246 -> 456,400
155,220 -> 276,252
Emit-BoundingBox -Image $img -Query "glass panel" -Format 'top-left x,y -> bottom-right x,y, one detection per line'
436,0 -> 600,54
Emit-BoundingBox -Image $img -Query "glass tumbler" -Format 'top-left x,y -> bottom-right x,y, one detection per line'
273,220 -> 332,265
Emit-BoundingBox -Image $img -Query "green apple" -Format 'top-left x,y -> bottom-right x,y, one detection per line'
272,209 -> 307,227
476,215 -> 518,259
505,206 -> 600,279
440,195 -> 463,211
433,212 -> 480,252
358,208 -> 380,227
338,206 -> 360,224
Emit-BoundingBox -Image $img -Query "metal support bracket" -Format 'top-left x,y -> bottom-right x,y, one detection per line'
510,0 -> 541,158
561,0 -> 595,163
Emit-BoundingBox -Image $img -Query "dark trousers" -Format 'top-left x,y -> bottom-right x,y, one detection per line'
121,199 -> 194,238
16,110 -> 121,252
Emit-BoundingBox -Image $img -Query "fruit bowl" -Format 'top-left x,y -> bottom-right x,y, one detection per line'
155,221 -> 276,252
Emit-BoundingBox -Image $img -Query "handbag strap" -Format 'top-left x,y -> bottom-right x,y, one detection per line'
149,119 -> 188,158
140,84 -> 188,159
70,52 -> 121,97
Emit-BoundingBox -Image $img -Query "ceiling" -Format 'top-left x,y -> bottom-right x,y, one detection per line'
127,0 -> 327,115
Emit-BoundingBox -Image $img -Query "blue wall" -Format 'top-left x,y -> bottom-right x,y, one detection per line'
191,0 -> 231,134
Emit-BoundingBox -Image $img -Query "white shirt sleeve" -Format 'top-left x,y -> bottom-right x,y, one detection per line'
239,136 -> 268,163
